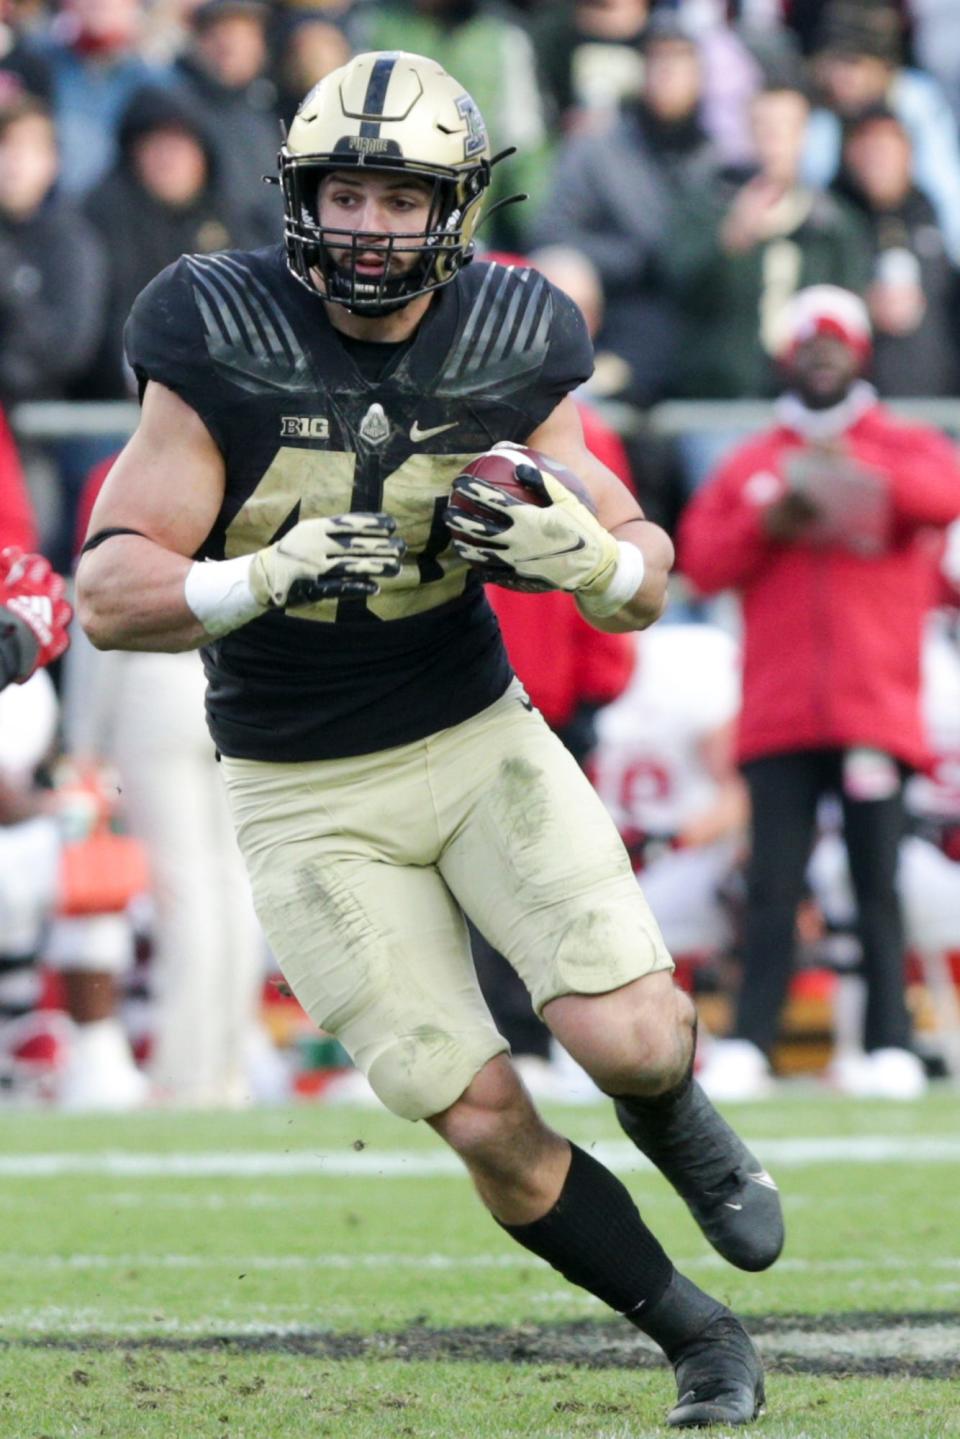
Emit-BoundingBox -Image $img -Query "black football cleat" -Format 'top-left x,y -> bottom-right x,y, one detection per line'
614,1080 -> 784,1271
667,1312 -> 765,1429
685,1159 -> 783,1273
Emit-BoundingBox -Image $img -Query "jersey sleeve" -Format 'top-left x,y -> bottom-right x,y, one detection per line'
522,280 -> 594,432
0,408 -> 37,551
123,257 -> 230,453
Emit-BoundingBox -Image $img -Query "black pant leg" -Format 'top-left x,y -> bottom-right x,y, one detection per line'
841,780 -> 912,1052
469,920 -> 552,1060
733,752 -> 827,1055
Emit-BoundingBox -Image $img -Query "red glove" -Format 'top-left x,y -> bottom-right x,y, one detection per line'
0,547 -> 73,684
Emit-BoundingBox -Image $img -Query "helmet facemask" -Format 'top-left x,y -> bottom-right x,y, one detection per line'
281,154 -> 491,314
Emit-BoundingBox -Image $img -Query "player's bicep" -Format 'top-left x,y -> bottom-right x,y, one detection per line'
84,381 -> 226,559
525,395 -> 643,532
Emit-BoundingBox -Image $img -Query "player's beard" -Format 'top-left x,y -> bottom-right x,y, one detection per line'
325,248 -> 424,314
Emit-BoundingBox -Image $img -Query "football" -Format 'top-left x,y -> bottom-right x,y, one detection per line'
453,444 -> 597,515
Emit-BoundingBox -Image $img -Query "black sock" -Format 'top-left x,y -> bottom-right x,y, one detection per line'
498,1142 -> 674,1318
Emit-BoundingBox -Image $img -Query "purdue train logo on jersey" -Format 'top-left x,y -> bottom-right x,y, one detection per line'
359,403 -> 391,447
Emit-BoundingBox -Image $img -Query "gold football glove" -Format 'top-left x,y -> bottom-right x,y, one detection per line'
446,458 -> 620,596
249,514 -> 405,608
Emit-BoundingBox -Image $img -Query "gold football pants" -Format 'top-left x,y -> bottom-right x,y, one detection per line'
221,682 -> 673,1119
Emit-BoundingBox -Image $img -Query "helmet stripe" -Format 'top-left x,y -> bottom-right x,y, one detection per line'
358,53 -> 398,138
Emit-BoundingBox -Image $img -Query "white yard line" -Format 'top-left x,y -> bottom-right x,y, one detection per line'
760,1324 -> 960,1361
0,1251 -> 958,1273
0,1135 -> 957,1178
0,1309 -> 330,1335
0,1252 -> 534,1271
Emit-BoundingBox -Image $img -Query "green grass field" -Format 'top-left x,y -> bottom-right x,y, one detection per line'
0,1088 -> 957,1438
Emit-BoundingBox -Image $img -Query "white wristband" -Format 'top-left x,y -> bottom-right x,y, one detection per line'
184,555 -> 265,638
578,541 -> 646,618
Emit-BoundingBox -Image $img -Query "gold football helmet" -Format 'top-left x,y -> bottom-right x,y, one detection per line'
280,51 -> 506,312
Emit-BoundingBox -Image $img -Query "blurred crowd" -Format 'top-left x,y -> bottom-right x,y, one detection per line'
2,0 -> 960,1108
3,1 -> 960,418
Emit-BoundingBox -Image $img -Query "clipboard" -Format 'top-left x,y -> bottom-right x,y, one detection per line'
784,448 -> 891,554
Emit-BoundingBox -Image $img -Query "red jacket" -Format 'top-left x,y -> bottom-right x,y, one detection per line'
0,407 -> 36,552
678,401 -> 960,769
75,455 -> 116,554
487,586 -> 635,728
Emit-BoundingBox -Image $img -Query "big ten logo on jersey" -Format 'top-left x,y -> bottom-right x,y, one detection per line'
280,416 -> 330,441
224,447 -> 481,623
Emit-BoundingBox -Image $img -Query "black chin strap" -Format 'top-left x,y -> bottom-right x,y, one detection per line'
326,263 -> 417,315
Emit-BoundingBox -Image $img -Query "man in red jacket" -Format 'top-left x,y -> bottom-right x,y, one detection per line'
679,284 -> 960,1100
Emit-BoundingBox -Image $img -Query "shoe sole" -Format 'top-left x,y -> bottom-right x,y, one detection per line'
667,1382 -> 766,1428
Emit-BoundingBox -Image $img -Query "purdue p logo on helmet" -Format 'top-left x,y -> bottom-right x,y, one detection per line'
279,51 -> 498,313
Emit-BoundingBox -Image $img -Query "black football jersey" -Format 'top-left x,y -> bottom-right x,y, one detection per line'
124,245 -> 593,760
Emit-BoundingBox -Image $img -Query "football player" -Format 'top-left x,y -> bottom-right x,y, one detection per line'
76,53 -> 776,1427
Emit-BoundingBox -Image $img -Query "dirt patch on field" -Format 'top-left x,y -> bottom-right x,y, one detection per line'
6,1312 -> 960,1380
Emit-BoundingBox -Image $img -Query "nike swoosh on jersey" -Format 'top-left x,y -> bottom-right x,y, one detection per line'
410,420 -> 458,442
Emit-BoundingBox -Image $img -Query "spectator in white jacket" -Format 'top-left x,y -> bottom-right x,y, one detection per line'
803,2 -> 960,263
